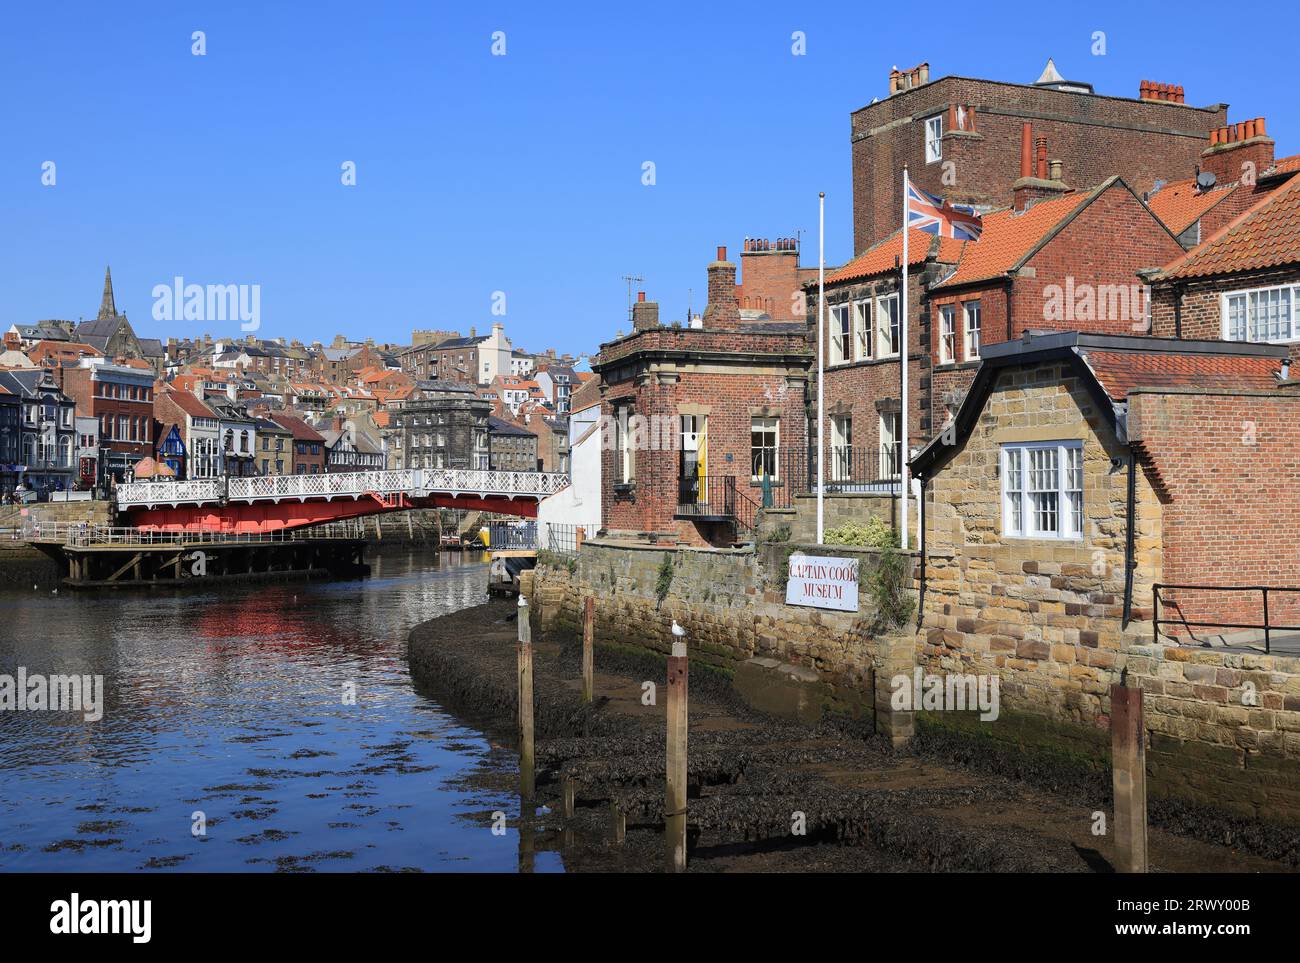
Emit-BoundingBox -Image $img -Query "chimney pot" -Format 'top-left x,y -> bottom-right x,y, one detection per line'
1245,119 -> 1257,139
637,291 -> 646,302
1256,116 -> 1267,136
1020,122 -> 1033,179
1035,136 -> 1048,180
717,245 -> 727,261
1049,158 -> 1063,181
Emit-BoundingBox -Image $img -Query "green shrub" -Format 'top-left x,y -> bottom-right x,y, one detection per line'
824,517 -> 895,549
867,543 -> 915,632
655,552 -> 675,602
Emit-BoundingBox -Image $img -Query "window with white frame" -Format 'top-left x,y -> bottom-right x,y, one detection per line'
879,411 -> 902,479
963,300 -> 982,360
1223,284 -> 1299,343
938,304 -> 956,364
830,303 -> 851,364
925,115 -> 943,163
1001,441 -> 1083,539
750,416 -> 779,480
852,299 -> 872,361
830,414 -> 852,481
876,293 -> 901,357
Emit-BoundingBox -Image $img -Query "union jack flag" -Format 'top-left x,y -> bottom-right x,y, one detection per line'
906,182 -> 982,240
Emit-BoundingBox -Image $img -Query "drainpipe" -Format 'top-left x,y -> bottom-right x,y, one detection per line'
1004,276 -> 1015,341
1122,450 -> 1137,628
916,475 -> 927,629
1173,284 -> 1183,340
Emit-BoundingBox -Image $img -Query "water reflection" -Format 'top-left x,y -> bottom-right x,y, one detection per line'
0,549 -> 562,872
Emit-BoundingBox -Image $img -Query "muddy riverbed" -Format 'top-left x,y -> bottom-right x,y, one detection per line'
408,600 -> 1300,873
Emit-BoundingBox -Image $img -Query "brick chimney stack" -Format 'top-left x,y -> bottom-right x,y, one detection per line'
1013,127 -> 1071,212
1139,80 -> 1185,104
701,246 -> 740,329
631,290 -> 660,331
1201,117 -> 1274,185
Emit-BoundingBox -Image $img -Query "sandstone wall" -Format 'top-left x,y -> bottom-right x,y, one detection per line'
530,540 -> 916,720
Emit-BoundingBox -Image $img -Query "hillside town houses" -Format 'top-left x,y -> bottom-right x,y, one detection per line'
0,268 -> 583,498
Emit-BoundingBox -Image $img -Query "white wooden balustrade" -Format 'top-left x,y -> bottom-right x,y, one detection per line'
115,468 -> 569,509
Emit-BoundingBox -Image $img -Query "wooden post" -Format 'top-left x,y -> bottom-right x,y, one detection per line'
517,595 -> 535,800
561,776 -> 576,818
610,800 -> 626,844
665,636 -> 688,873
1111,683 -> 1148,873
582,596 -> 595,703
518,800 -> 535,874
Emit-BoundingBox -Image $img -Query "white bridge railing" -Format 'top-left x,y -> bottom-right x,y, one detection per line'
115,468 -> 570,509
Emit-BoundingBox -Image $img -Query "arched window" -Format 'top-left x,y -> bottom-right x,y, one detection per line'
59,436 -> 72,467
224,429 -> 234,451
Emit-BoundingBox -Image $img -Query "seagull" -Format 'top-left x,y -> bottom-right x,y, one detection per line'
671,620 -> 686,638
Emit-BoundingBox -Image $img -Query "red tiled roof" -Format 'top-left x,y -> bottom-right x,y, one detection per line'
1146,178 -> 1237,235
823,229 -> 965,285
1268,154 -> 1300,176
1158,173 -> 1300,280
162,388 -> 217,419
933,187 -> 1095,289
1079,349 -> 1283,400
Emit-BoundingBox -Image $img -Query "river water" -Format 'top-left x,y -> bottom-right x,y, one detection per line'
0,550 -> 558,872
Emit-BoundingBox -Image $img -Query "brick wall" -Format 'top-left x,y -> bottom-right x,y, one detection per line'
852,76 -> 1226,251
1128,387 -> 1300,631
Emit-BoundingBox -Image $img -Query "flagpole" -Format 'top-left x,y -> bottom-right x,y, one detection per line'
900,167 -> 910,552
816,191 -> 825,546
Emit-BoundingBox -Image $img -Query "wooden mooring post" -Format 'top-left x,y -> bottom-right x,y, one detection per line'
1110,683 -> 1148,873
517,595 -> 535,801
582,596 -> 595,703
665,631 -> 688,873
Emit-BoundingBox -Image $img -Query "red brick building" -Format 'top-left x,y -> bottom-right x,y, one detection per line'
852,60 -> 1227,251
810,175 -> 1185,481
57,359 -> 157,480
593,245 -> 811,546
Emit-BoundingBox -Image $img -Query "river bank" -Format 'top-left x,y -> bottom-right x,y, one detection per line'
407,600 -> 1299,872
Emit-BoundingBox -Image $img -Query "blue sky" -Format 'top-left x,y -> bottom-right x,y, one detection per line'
1,1 -> 1293,357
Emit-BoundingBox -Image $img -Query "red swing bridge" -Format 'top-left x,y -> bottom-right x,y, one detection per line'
114,467 -> 568,533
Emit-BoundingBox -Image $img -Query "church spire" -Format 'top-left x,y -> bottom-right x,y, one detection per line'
98,266 -> 117,319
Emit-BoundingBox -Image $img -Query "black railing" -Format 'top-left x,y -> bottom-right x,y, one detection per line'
777,447 -> 902,496
1152,583 -> 1300,654
676,475 -> 762,534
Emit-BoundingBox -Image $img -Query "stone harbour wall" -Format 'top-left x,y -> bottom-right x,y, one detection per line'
529,539 -> 918,734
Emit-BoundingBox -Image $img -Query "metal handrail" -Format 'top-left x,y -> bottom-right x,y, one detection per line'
1152,582 -> 1300,654
115,467 -> 570,508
